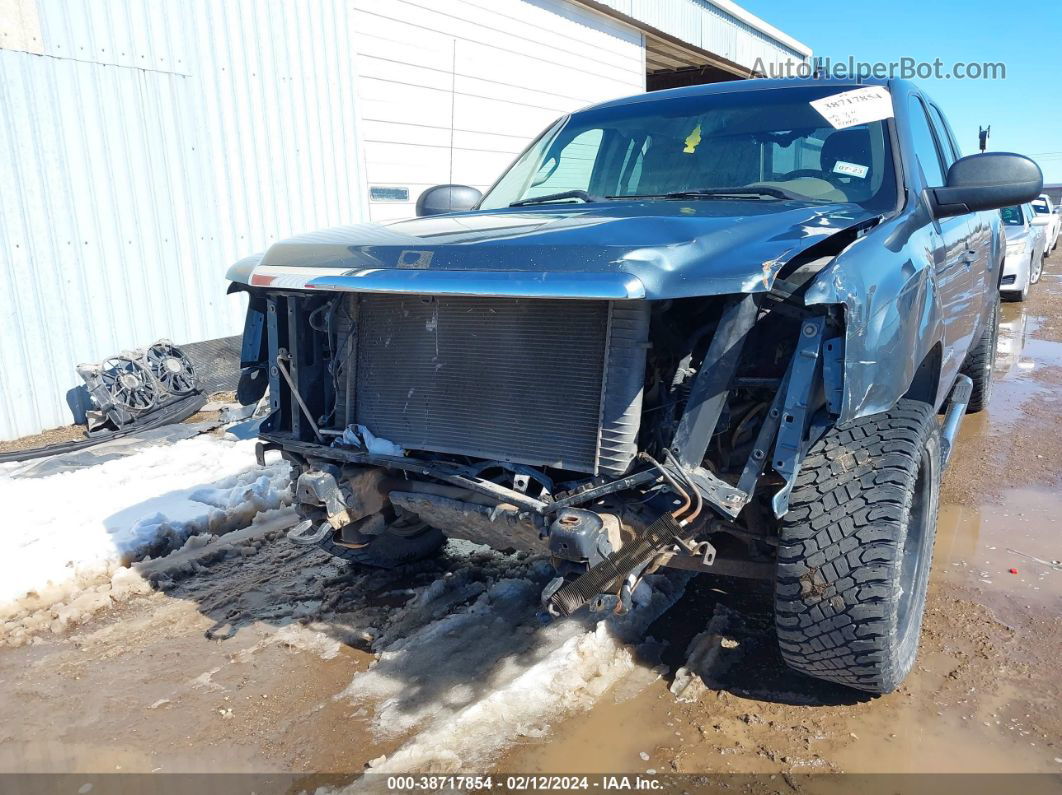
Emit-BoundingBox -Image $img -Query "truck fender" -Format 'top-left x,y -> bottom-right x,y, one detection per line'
805,229 -> 945,422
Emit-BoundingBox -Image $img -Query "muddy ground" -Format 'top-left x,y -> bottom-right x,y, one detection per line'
2,252 -> 1061,791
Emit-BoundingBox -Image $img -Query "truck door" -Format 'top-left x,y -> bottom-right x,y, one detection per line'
909,96 -> 977,379
928,102 -> 994,326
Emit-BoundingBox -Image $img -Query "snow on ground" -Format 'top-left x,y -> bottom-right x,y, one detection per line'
333,542 -> 691,775
0,427 -> 689,772
0,435 -> 289,618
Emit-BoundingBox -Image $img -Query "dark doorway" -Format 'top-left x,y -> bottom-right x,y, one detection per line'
647,64 -> 746,92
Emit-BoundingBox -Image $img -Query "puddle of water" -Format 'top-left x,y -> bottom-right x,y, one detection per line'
995,304 -> 1032,377
830,673 -> 1056,774
495,679 -> 677,774
987,307 -> 1062,425
936,487 -> 1061,609
1003,336 -> 1062,376
502,654 -> 1058,775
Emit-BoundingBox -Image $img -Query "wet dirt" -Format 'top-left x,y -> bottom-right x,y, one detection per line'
2,255 -> 1061,784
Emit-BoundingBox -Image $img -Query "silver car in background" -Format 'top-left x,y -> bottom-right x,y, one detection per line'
1000,203 -> 1047,301
1031,194 -> 1060,252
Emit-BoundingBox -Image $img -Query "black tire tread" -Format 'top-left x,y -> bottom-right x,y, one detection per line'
960,297 -> 998,413
774,400 -> 940,693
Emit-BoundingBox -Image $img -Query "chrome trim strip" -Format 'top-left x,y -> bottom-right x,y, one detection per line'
302,268 -> 647,300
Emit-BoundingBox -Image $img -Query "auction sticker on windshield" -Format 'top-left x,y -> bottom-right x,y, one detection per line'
833,160 -> 869,178
810,86 -> 894,129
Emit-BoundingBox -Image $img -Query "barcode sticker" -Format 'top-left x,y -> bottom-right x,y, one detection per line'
811,86 -> 894,129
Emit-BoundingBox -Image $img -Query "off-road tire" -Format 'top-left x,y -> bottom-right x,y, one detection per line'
774,400 -> 941,694
960,296 -> 999,413
319,518 -> 446,569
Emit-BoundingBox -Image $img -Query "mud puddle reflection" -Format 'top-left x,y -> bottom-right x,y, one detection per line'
937,488 -> 1061,610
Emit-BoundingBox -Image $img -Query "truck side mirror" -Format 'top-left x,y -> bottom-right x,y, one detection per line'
928,153 -> 1043,219
415,184 -> 483,217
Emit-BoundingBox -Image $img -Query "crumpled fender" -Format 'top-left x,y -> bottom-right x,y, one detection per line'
805,222 -> 945,423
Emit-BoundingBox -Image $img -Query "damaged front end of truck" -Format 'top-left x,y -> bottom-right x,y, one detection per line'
228,199 -> 883,620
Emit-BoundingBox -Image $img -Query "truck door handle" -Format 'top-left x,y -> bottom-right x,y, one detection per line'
963,250 -> 978,265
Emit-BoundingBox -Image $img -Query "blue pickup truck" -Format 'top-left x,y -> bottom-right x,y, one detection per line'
227,78 -> 1042,694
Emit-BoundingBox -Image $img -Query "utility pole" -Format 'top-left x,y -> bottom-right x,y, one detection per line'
978,125 -> 991,153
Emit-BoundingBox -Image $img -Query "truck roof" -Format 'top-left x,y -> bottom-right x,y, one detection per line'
585,76 -> 901,113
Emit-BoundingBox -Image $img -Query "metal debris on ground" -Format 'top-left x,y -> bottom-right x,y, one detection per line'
0,340 -> 206,464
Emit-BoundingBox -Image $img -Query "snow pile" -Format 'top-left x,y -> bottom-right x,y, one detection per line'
340,548 -> 690,774
0,436 -> 290,618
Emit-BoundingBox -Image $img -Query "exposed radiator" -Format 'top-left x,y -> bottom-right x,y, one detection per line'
343,294 -> 649,475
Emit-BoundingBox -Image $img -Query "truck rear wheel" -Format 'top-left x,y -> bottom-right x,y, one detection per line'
774,400 -> 941,694
319,517 -> 446,569
960,296 -> 998,413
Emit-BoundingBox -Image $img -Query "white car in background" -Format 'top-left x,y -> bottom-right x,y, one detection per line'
1031,194 -> 1060,252
1000,203 -> 1047,301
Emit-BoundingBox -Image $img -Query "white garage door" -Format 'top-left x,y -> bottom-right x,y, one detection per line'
352,0 -> 646,222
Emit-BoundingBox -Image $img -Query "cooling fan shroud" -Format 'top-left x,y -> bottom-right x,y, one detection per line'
146,341 -> 198,396
77,340 -> 202,432
98,355 -> 161,414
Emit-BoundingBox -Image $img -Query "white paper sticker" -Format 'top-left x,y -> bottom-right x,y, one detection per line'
833,160 -> 869,179
810,86 -> 894,129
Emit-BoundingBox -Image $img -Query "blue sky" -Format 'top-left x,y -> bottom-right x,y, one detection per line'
740,0 -> 1062,183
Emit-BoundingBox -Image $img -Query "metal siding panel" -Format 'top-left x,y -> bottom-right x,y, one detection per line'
34,0 -> 188,74
354,0 -> 645,221
0,0 -> 368,440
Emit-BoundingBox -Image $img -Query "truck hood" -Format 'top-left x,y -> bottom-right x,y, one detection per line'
229,200 -> 877,300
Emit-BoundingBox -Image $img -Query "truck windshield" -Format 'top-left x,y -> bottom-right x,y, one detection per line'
480,86 -> 898,212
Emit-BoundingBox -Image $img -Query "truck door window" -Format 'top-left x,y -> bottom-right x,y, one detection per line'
908,97 -> 948,187
927,104 -> 959,167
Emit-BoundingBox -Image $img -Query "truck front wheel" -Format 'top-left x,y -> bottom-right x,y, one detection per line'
774,400 -> 941,694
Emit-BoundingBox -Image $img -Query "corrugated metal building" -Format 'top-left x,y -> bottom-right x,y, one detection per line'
0,0 -> 809,441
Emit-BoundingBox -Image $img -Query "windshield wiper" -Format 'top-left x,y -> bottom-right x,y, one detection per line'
609,187 -> 820,202
510,190 -> 601,207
